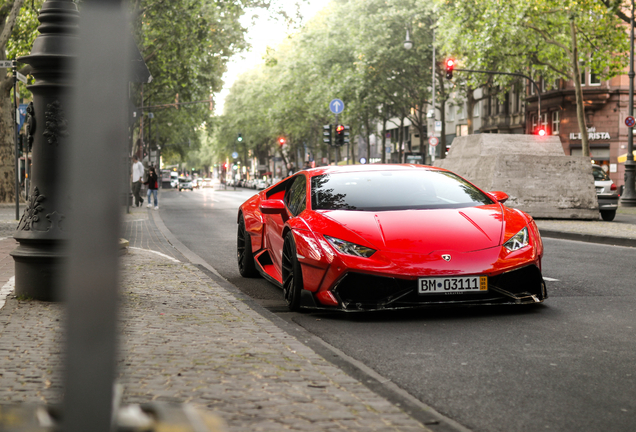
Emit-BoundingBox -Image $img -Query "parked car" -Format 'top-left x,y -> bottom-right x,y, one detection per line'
592,164 -> 618,221
178,177 -> 194,191
202,178 -> 214,188
237,164 -> 547,311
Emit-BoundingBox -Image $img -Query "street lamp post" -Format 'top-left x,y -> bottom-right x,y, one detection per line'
10,0 -> 79,301
621,0 -> 636,206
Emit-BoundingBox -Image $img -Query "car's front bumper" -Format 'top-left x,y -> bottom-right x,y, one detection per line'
319,265 -> 547,311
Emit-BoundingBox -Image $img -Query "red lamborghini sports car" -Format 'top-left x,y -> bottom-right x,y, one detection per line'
237,164 -> 547,312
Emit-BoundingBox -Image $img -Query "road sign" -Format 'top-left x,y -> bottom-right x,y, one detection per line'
231,151 -> 238,159
329,98 -> 344,114
434,121 -> 442,132
16,72 -> 26,84
0,60 -> 13,68
359,157 -> 367,164
626,116 -> 636,128
428,136 -> 439,147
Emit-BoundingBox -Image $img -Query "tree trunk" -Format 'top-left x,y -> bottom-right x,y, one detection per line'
381,112 -> 387,164
0,82 -> 16,203
466,86 -> 476,135
364,114 -> 371,163
398,116 -> 405,163
570,19 -> 589,157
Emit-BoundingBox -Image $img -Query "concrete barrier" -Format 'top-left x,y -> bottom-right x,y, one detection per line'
434,134 -> 599,219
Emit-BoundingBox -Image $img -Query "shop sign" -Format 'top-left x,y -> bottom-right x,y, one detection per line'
569,127 -> 610,141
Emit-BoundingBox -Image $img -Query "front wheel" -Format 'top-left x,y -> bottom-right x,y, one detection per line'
237,215 -> 259,277
281,232 -> 303,311
601,210 -> 616,221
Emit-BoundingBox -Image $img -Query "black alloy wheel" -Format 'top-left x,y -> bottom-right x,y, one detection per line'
237,215 -> 258,277
281,232 -> 303,311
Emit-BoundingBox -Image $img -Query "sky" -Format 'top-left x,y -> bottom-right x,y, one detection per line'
214,0 -> 330,115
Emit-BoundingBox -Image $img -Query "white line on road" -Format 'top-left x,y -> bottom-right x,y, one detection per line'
129,247 -> 180,263
544,277 -> 559,282
0,276 -> 15,310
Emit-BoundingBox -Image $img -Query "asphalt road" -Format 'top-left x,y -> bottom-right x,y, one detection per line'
159,186 -> 636,432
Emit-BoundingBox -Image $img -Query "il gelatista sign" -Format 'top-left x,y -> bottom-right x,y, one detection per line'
569,127 -> 610,140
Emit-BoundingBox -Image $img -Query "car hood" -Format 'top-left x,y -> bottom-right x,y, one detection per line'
316,206 -> 504,254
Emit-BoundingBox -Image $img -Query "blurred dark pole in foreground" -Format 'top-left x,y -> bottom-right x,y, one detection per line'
60,0 -> 129,430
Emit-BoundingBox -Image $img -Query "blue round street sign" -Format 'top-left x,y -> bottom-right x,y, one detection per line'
231,151 -> 238,159
329,98 -> 345,114
626,116 -> 636,128
359,157 -> 367,164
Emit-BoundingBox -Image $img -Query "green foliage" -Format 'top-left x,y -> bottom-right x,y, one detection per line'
437,0 -> 629,86
129,0 -> 252,165
210,0 -> 436,168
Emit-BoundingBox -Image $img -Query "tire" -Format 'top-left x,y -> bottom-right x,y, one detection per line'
281,232 -> 303,311
237,215 -> 259,277
601,210 -> 616,221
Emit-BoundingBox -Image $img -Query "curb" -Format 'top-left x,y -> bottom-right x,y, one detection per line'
539,230 -> 636,248
149,210 -> 471,432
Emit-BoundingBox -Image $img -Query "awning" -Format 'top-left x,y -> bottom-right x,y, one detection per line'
618,151 -> 636,163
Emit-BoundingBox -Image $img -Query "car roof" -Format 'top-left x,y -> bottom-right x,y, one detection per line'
298,164 -> 449,178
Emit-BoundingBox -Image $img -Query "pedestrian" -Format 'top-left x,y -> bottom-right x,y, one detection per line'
145,166 -> 159,210
131,155 -> 144,207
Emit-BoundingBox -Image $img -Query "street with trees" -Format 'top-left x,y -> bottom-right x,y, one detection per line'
437,0 -> 629,157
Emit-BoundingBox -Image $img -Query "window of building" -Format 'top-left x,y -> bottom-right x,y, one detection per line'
552,111 -> 560,135
580,61 -> 586,86
532,114 -> 537,130
590,72 -> 601,86
541,113 -> 548,130
458,103 -> 465,119
473,102 -> 480,117
446,104 -> 455,122
456,124 -> 468,136
541,78 -> 547,93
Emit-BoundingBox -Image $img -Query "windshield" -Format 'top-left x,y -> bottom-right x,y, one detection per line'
592,166 -> 610,181
311,170 -> 494,211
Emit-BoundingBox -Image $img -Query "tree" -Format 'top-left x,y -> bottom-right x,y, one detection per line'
437,0 -> 629,157
0,0 -> 41,203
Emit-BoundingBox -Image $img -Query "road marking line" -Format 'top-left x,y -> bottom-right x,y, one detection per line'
544,277 -> 559,281
0,276 -> 15,310
129,247 -> 180,263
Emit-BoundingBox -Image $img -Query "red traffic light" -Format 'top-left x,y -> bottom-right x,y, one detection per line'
536,127 -> 547,137
445,59 -> 455,80
278,137 -> 286,146
336,125 -> 345,133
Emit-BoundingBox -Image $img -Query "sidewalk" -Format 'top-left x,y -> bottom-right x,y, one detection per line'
0,204 -> 432,432
1,202 -> 636,431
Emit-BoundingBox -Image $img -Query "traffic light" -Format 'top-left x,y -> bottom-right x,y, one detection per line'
335,125 -> 344,146
237,133 -> 243,142
323,124 -> 332,146
335,125 -> 350,147
278,137 -> 286,147
445,59 -> 455,80
536,127 -> 547,137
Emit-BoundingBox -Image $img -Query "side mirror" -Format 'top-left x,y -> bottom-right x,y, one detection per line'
489,191 -> 509,204
259,199 -> 288,221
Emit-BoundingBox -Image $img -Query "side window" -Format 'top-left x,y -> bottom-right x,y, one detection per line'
285,175 -> 307,217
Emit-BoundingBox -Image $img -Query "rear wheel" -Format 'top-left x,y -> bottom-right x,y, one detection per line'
237,215 -> 258,277
600,210 -> 616,221
281,232 -> 303,311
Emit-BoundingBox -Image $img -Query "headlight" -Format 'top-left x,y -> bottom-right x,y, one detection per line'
504,227 -> 529,252
324,235 -> 376,258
